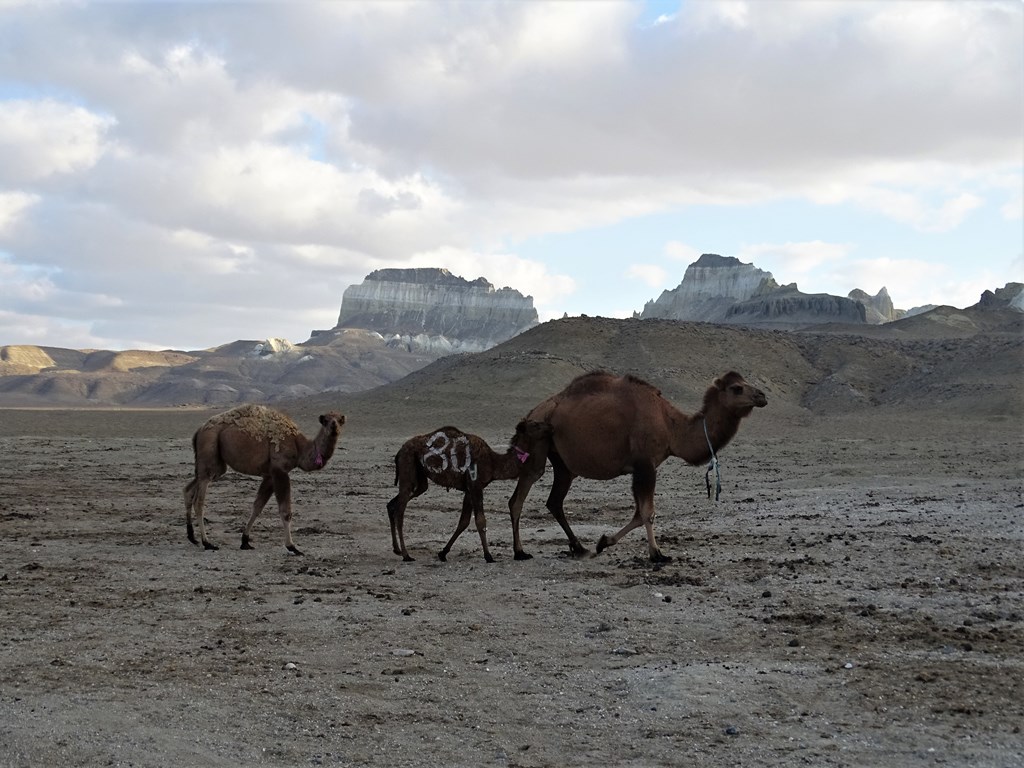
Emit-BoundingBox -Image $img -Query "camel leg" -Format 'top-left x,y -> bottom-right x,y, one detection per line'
546,457 -> 589,559
596,461 -> 670,562
438,493 -> 475,562
241,476 -> 274,550
186,477 -> 219,551
508,472 -> 540,560
269,470 -> 302,555
386,493 -> 414,561
388,466 -> 428,561
185,478 -> 199,545
470,489 -> 495,563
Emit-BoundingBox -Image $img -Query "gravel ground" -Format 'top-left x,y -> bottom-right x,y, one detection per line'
1,406 -> 1021,767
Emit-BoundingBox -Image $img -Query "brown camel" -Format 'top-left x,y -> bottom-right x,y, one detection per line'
184,404 -> 345,555
507,370 -> 767,562
387,420 -> 551,563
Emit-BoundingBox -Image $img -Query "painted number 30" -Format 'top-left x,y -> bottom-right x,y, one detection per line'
423,431 -> 477,481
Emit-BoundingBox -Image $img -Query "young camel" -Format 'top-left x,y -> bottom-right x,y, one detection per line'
387,420 -> 551,563
184,404 -> 345,555
507,371 -> 767,562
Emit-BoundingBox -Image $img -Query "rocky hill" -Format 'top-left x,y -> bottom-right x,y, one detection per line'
641,253 -> 903,328
0,330 -> 438,407
299,306 -> 1023,435
326,267 -> 538,353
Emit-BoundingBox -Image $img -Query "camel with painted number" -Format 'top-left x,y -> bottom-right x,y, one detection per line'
387,420 -> 551,563
184,404 -> 345,555
507,371 -> 767,562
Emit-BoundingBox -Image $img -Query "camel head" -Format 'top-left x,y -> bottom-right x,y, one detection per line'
319,411 -> 346,437
510,419 -> 553,465
707,371 -> 767,417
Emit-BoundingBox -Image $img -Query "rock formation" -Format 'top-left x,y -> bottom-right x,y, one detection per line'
725,286 -> 867,327
849,287 -> 904,324
641,253 -> 903,329
329,268 -> 538,353
641,254 -> 779,323
975,282 -> 1024,312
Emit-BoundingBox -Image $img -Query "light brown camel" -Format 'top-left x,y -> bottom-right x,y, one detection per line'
184,404 -> 345,555
387,420 -> 551,563
507,370 -> 767,562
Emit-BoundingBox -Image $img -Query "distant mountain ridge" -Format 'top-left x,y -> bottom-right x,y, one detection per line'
640,253 -> 905,328
0,258 -> 1020,407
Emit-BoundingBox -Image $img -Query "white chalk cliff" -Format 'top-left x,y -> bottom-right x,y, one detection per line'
332,268 -> 538,352
642,253 -> 899,328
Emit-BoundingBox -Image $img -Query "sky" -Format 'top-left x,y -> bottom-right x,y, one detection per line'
0,0 -> 1021,352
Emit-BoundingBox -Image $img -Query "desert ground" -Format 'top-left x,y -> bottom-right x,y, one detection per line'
1,397 -> 1021,767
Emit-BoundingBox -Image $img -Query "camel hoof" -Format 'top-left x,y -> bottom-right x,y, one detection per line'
203,541 -> 218,551
484,554 -> 496,564
403,554 -> 416,562
595,535 -> 612,553
287,546 -> 304,556
437,551 -> 448,562
649,551 -> 673,563
513,551 -> 533,561
240,541 -> 254,550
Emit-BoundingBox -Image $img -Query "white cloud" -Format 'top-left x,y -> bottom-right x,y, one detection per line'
0,192 -> 39,234
626,264 -> 669,288
844,187 -> 985,233
663,241 -> 701,263
0,100 -> 115,183
0,1 -> 1018,349
740,241 -> 853,281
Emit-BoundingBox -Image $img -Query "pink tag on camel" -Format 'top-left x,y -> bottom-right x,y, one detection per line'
315,453 -> 324,467
514,447 -> 529,463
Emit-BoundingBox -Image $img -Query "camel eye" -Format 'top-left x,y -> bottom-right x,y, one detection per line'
730,385 -> 744,395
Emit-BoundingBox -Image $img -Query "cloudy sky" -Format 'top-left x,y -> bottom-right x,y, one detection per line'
1,1 -> 1021,351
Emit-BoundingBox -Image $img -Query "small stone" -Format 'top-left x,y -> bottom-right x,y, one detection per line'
788,638 -> 800,647
724,725 -> 739,736
762,590 -> 772,598
663,595 -> 672,603
284,662 -> 298,670
612,647 -> 638,656
843,662 -> 854,669
392,648 -> 416,657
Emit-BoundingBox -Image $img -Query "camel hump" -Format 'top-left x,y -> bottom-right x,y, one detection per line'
206,403 -> 301,448
561,370 -> 661,398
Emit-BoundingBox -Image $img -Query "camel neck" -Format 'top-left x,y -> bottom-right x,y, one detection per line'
669,408 -> 738,466
701,410 -> 740,453
307,430 -> 336,469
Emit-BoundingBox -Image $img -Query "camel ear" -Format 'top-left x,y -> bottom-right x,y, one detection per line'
715,372 -> 743,390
